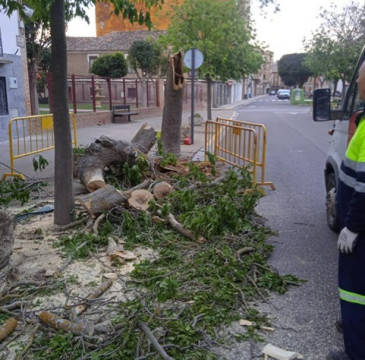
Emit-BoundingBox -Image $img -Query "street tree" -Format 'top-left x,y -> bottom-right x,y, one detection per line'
278,53 -> 312,87
304,0 -> 365,94
161,0 -> 264,122
91,52 -> 128,78
25,18 -> 51,115
128,39 -> 162,108
1,0 -> 162,225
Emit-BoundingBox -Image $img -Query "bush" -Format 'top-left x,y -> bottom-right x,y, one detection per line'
91,52 -> 128,78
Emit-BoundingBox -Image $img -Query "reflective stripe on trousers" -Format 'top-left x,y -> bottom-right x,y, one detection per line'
340,288 -> 365,306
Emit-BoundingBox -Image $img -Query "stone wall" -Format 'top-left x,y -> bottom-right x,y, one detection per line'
74,104 -> 205,128
75,107 -> 165,127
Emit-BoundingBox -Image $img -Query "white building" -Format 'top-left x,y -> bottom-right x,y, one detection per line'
0,7 -> 30,141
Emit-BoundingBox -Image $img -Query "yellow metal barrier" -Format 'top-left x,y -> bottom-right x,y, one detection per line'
2,113 -> 77,180
205,118 -> 275,190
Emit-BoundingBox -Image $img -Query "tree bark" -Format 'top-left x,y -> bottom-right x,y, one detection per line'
140,76 -> 148,108
50,0 -> 74,225
0,212 -> 15,281
207,77 -> 212,121
29,61 -> 40,115
78,185 -> 127,216
161,52 -> 185,156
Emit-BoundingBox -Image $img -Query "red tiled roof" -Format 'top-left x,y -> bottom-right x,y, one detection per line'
66,30 -> 165,52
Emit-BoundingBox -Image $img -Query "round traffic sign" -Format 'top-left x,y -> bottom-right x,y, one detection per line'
184,49 -> 204,70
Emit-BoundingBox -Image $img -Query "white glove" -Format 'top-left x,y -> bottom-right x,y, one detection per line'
338,227 -> 359,254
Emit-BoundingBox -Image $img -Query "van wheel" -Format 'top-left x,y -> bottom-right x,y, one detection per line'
325,172 -> 340,232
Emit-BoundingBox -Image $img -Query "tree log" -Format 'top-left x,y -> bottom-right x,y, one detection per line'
78,180 -> 153,216
39,311 -> 94,336
0,317 -> 17,342
77,124 -> 156,192
0,212 -> 15,281
78,185 -> 127,216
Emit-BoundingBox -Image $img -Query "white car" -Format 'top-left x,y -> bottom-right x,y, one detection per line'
277,89 -> 290,99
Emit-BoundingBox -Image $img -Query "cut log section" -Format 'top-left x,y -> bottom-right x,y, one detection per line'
153,181 -> 173,201
77,124 -> 156,192
128,189 -> 154,211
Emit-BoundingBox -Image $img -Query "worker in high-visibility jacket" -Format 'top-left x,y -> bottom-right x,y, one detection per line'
327,60 -> 365,360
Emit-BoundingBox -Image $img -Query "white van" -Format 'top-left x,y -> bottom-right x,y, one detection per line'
313,47 -> 365,231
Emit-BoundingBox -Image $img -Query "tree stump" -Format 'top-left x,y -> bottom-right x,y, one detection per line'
0,212 -> 15,280
161,51 -> 185,156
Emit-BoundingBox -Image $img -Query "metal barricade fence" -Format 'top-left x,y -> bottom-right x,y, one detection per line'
2,113 -> 77,180
205,118 -> 275,190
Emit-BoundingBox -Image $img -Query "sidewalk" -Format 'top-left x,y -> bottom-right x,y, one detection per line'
0,97 -> 258,180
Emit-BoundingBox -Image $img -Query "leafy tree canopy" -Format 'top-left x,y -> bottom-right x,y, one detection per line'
91,52 -> 128,78
160,0 -> 264,82
304,0 -> 365,84
278,53 -> 312,87
0,0 -> 162,27
128,39 -> 162,78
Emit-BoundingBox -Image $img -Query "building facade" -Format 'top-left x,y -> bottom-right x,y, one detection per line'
66,30 -> 164,76
95,0 -> 183,36
0,8 -> 30,141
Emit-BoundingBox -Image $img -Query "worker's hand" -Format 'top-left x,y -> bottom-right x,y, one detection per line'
337,227 -> 359,254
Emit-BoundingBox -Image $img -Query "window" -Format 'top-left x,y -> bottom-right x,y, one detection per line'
0,77 -> 8,115
88,54 -> 99,73
344,53 -> 365,119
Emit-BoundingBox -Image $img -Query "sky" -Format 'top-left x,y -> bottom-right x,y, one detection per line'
251,0 -> 352,61
66,0 -> 353,62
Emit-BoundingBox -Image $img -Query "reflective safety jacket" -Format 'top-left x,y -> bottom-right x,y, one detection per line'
336,116 -> 365,233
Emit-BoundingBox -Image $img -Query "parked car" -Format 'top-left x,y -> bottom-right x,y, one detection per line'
277,89 -> 290,99
332,90 -> 342,98
269,89 -> 276,95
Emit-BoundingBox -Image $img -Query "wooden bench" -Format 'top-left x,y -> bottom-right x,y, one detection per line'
112,105 -> 139,123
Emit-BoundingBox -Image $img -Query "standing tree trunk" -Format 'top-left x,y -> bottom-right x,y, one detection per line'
140,76 -> 148,108
29,60 -> 40,115
207,77 -> 212,122
50,0 -> 74,225
161,52 -> 185,156
0,212 -> 15,281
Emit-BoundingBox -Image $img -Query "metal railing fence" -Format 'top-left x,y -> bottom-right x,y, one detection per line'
2,113 -> 77,180
205,118 -> 275,190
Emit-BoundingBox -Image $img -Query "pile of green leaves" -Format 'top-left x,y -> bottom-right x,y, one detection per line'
0,178 -> 31,205
53,221 -> 114,260
104,154 -> 150,189
29,165 -> 302,360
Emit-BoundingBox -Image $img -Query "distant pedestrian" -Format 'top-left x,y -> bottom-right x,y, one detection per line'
326,60 -> 365,360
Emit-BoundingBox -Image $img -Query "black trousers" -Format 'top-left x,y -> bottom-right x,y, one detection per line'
339,237 -> 365,360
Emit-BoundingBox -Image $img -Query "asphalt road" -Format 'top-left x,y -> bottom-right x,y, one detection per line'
220,95 -> 344,359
